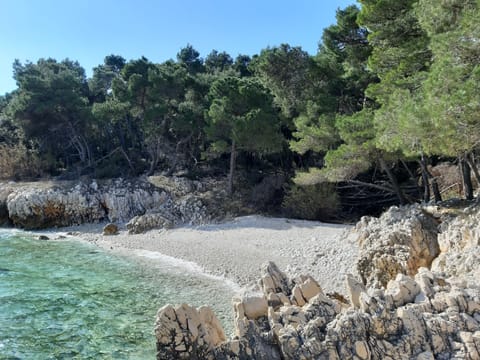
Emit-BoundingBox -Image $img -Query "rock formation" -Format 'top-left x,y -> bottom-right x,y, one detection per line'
155,203 -> 480,359
355,205 -> 440,288
0,176 -> 213,230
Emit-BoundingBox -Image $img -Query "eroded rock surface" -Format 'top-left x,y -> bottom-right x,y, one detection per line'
155,203 -> 480,360
356,205 -> 440,288
431,204 -> 480,287
156,264 -> 480,359
154,304 -> 226,360
0,177 -> 212,230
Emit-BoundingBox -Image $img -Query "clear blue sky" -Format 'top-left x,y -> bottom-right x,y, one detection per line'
0,0 -> 355,95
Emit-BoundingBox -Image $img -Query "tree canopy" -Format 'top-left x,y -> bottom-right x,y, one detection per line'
1,1 -> 479,217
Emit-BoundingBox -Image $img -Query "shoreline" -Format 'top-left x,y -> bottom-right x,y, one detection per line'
34,215 -> 358,295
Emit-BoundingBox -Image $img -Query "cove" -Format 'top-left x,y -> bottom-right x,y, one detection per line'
0,230 -> 235,359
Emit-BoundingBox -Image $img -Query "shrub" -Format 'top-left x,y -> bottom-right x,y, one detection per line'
0,143 -> 43,180
282,183 -> 340,221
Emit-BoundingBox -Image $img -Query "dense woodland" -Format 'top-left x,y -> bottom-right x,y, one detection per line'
1,0 -> 479,219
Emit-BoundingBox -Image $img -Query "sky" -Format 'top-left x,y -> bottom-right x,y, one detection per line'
0,0 -> 355,95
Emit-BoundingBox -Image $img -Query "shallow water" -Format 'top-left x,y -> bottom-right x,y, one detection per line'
0,230 -> 235,359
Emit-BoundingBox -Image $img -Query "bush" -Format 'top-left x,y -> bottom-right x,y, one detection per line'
282,183 -> 340,221
0,143 -> 43,180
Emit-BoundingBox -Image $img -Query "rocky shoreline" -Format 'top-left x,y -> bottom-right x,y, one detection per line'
154,203 -> 480,359
0,177 -> 356,293
1,178 -> 479,359
0,176 -> 216,230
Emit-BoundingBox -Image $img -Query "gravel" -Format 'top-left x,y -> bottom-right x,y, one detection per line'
59,215 -> 358,295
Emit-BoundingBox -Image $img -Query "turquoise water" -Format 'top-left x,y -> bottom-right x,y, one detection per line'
0,230 -> 235,359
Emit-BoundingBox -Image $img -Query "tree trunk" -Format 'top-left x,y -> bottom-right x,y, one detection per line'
401,160 -> 421,195
461,156 -> 474,200
418,155 -> 431,202
466,152 -> 480,185
166,133 -> 193,177
379,157 -> 406,205
431,176 -> 442,202
418,155 -> 442,203
227,140 -> 236,196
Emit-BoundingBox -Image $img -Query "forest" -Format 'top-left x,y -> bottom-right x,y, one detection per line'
0,0 -> 479,220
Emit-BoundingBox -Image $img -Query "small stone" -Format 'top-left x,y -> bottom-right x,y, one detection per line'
38,235 -> 49,240
355,340 -> 369,359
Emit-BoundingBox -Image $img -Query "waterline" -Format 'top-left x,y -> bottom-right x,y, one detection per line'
0,230 -> 235,359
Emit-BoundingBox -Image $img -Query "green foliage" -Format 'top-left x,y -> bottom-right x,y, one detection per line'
415,0 -> 477,35
206,77 -> 283,155
418,0 -> 480,157
359,0 -> 431,101
282,183 -> 340,221
9,58 -> 92,169
250,44 -> 314,118
290,103 -> 339,154
89,55 -> 125,102
205,50 -> 233,73
233,55 -> 252,77
177,44 -> 204,74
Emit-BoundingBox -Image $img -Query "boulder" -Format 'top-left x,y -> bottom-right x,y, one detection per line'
102,223 -> 118,236
154,303 -> 226,360
234,293 -> 268,320
126,213 -> 173,234
355,205 -> 440,288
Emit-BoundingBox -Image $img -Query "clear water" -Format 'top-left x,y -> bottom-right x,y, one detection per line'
0,230 -> 235,359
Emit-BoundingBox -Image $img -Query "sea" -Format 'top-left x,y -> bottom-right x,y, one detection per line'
0,229 -> 236,359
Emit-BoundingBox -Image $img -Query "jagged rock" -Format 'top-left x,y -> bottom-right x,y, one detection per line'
154,303 -> 226,360
289,275 -> 322,306
346,273 -> 366,309
155,200 -> 480,360
156,264 -> 480,360
3,179 -> 164,229
0,184 -> 13,226
355,205 -> 440,288
385,273 -> 420,307
233,293 -> 268,320
102,223 -> 118,236
431,205 -> 480,287
259,261 -> 291,295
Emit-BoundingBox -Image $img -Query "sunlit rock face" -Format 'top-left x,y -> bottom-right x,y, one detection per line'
155,203 -> 480,360
0,176 -> 210,230
355,205 -> 440,288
